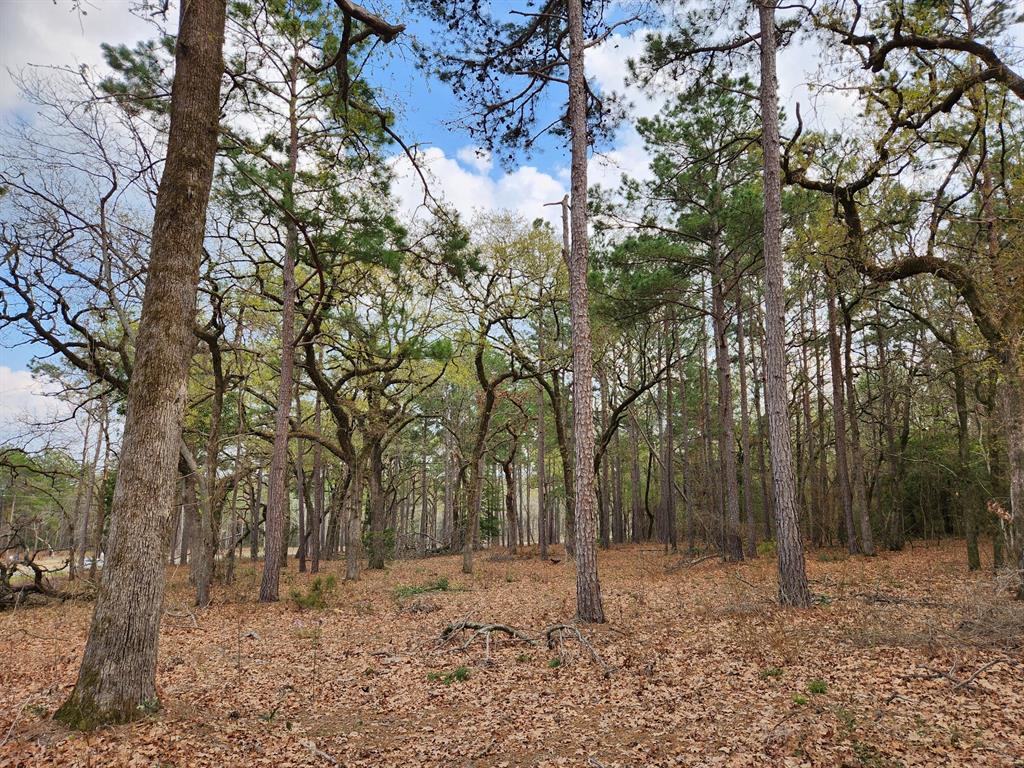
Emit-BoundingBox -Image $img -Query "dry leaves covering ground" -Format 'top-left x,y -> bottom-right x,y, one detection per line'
1,540 -> 1023,767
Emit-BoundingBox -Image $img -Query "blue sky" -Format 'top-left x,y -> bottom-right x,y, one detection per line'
0,0 -> 873,428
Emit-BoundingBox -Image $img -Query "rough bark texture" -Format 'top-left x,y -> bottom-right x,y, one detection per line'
566,0 -> 604,623
757,0 -> 810,608
54,0 -> 226,729
259,55 -> 300,602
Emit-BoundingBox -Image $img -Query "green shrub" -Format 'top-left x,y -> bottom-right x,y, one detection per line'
760,666 -> 783,679
290,575 -> 336,610
548,657 -> 562,669
756,539 -> 777,557
808,679 -> 828,695
792,694 -> 809,706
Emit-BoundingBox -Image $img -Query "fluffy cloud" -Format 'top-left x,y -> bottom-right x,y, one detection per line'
0,0 -> 158,114
391,145 -> 567,228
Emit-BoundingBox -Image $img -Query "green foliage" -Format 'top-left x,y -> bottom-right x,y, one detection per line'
760,666 -> 783,679
792,694 -> 809,706
428,666 -> 470,685
807,679 -> 828,695
394,577 -> 451,599
756,540 -> 777,557
289,576 -> 337,610
547,657 -> 562,669
479,513 -> 501,541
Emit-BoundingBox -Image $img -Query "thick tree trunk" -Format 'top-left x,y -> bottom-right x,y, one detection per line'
566,0 -> 603,622
54,0 -> 226,729
757,0 -> 810,607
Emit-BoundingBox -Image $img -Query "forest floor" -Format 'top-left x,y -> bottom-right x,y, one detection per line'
1,540 -> 1023,767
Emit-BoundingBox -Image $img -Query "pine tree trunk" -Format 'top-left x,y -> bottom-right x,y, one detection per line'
259,53 -> 300,601
54,0 -> 226,729
712,252 -> 742,561
566,0 -> 603,623
757,0 -> 810,607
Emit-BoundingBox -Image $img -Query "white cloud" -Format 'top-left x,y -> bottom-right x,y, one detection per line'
455,145 -> 493,175
0,0 -> 159,114
391,146 -> 567,228
0,365 -> 73,443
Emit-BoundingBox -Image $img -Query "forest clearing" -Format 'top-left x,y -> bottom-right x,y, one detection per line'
2,0 -> 1024,764
2,541 -> 1022,767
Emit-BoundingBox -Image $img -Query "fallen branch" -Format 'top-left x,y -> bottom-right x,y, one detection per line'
440,619 -> 537,648
438,618 -> 614,676
665,553 -> 718,573
898,656 -> 1021,692
545,624 -> 614,677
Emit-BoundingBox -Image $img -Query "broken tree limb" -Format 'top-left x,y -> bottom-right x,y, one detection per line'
438,618 -> 615,676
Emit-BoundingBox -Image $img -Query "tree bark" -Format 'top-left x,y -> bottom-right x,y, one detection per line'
566,0 -> 604,622
259,51 -> 300,602
757,0 -> 810,607
712,252 -> 743,561
55,0 -> 226,729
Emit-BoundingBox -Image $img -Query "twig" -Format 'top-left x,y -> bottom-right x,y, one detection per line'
301,739 -> 339,765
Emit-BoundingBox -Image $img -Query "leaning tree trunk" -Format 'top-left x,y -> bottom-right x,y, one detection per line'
566,0 -> 604,623
54,0 -> 226,730
757,0 -> 810,608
